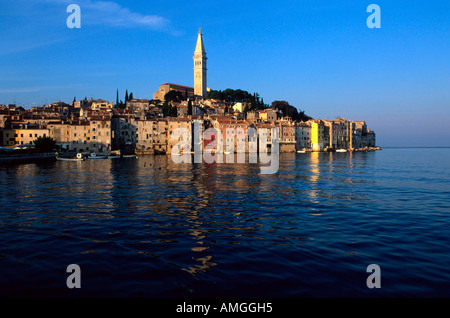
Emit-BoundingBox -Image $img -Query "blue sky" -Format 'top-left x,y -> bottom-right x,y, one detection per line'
0,0 -> 449,146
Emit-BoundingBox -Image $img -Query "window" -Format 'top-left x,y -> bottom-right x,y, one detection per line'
74,133 -> 77,137
29,134 -> 32,137
21,134 -> 23,137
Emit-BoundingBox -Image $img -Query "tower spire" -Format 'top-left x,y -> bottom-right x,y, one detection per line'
195,28 -> 205,55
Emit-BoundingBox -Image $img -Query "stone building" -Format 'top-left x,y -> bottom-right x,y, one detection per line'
259,109 -> 277,123
309,120 -> 325,152
48,118 -> 111,154
212,118 -> 250,153
126,99 -> 150,112
111,116 -> 137,154
295,122 -> 311,150
2,125 -> 49,147
168,117 -> 192,153
278,121 -> 296,152
153,83 -> 194,102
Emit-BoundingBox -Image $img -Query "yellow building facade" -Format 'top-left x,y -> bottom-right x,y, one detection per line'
309,120 -> 324,152
2,128 -> 49,147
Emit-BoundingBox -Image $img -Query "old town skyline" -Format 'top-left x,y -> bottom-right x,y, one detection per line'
1,1 -> 449,147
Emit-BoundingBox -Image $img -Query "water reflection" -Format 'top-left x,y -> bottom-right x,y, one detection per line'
0,150 -> 395,297
308,152 -> 321,202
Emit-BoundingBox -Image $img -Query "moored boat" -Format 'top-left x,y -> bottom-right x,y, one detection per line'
56,152 -> 85,161
88,153 -> 108,159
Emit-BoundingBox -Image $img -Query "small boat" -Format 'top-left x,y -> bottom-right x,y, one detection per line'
297,150 -> 306,153
89,153 -> 108,159
108,155 -> 120,159
122,154 -> 137,158
336,149 -> 347,153
57,153 -> 85,161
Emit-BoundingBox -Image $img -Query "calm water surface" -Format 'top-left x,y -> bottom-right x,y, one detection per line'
0,148 -> 449,297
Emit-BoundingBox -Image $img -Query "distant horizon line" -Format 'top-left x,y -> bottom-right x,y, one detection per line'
380,146 -> 450,149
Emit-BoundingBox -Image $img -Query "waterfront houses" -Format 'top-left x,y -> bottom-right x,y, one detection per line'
295,122 -> 311,151
255,123 -> 276,153
278,119 -> 296,153
322,118 -> 376,150
167,117 -> 192,153
48,117 -> 112,154
2,125 -> 49,147
309,120 -> 325,152
111,115 -> 137,154
0,95 -> 378,156
212,116 -> 250,153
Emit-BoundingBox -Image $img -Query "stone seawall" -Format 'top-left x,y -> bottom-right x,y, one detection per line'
0,152 -> 56,165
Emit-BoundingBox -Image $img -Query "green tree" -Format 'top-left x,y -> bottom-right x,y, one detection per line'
33,136 -> 56,152
125,90 -> 129,102
260,97 -> 266,109
271,100 -> 312,122
115,89 -> 119,108
129,92 -> 134,100
162,100 -> 170,117
171,104 -> 178,117
206,89 -> 224,100
187,99 -> 193,116
164,90 -> 184,103
243,104 -> 249,118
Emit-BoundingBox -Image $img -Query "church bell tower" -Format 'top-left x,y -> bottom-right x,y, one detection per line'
193,28 -> 207,98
